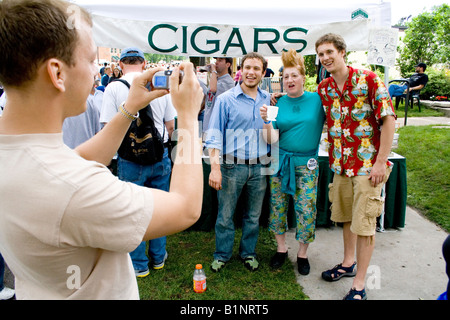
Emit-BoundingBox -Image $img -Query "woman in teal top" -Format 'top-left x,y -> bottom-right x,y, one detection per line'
260,49 -> 325,275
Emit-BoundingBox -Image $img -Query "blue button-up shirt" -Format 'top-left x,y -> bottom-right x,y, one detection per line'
205,84 -> 270,160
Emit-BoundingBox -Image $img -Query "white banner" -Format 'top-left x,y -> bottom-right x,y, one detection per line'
92,16 -> 370,57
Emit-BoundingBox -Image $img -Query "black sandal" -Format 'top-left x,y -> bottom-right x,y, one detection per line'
321,262 -> 356,282
343,287 -> 367,300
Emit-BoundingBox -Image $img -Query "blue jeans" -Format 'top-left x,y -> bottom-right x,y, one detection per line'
214,163 -> 267,262
388,84 -> 407,98
118,148 -> 171,271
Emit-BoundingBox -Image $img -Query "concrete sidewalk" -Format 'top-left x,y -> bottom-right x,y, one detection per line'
397,116 -> 450,127
286,206 -> 448,300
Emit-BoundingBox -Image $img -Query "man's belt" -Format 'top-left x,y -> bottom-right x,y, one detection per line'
223,154 -> 269,165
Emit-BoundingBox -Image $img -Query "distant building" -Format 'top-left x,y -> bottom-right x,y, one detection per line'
97,47 -> 122,64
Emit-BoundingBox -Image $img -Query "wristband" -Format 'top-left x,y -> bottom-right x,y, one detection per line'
119,102 -> 139,121
263,120 -> 271,124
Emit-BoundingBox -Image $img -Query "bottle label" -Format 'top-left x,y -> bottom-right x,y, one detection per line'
193,279 -> 207,293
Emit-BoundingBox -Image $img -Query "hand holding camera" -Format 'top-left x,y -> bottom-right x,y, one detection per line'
169,62 -> 203,121
152,69 -> 184,90
124,63 -> 201,122
124,67 -> 169,116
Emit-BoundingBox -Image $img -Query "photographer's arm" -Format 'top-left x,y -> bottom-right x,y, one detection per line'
75,68 -> 167,166
144,62 -> 204,240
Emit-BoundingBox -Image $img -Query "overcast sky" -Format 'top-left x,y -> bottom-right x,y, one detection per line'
389,0 -> 446,24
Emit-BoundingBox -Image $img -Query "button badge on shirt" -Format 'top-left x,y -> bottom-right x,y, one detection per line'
307,158 -> 317,170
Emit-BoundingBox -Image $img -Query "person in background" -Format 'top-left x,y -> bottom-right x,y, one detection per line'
260,48 -> 325,275
62,80 -> 101,148
316,59 -> 331,84
202,57 -> 235,136
388,63 -> 428,99
438,235 -> 450,300
0,254 -> 14,300
315,33 -> 396,300
108,66 -> 123,84
99,62 -> 107,77
101,66 -> 112,87
100,47 -> 176,277
234,65 -> 242,85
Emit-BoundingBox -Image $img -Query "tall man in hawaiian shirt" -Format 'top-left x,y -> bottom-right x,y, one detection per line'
315,33 -> 396,300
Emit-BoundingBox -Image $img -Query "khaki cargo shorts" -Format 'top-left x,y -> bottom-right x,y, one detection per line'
328,168 -> 391,236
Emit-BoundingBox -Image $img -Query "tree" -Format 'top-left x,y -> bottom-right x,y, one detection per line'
433,4 -> 450,67
144,53 -> 186,64
397,4 -> 450,76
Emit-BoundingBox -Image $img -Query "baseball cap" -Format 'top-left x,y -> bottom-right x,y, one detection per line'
415,62 -> 427,70
120,47 -> 145,61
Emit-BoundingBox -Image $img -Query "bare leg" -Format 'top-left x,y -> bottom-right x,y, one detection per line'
297,242 -> 309,258
274,233 -> 287,253
342,222 -> 357,267
353,235 -> 375,291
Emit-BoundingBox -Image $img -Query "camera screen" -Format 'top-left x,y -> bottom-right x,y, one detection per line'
154,76 -> 168,87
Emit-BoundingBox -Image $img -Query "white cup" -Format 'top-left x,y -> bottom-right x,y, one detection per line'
266,105 -> 279,121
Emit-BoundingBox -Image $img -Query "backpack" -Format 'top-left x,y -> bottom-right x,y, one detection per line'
112,79 -> 165,165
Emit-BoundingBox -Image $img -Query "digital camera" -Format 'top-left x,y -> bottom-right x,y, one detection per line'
152,69 -> 183,90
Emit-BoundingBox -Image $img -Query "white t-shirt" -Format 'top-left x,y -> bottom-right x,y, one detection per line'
0,133 -> 153,299
100,72 -> 176,143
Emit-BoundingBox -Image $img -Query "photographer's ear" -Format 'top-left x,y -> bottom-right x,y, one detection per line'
46,58 -> 66,92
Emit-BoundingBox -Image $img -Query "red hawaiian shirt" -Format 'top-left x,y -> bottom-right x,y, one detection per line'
317,66 -> 396,177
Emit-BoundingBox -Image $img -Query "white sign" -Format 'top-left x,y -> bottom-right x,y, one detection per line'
367,27 -> 399,67
92,16 -> 370,57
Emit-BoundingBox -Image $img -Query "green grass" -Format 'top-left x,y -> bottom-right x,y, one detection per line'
392,101 -> 444,118
396,125 -> 450,232
136,109 -> 450,301
137,228 -> 308,300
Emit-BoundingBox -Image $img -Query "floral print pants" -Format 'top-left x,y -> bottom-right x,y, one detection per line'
269,166 -> 318,243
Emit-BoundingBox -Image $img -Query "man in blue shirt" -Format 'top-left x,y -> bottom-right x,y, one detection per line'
205,52 -> 270,272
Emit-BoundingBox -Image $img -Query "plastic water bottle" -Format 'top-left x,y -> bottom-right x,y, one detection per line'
193,264 -> 207,293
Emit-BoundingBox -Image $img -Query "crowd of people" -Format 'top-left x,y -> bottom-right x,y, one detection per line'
0,0 -> 448,301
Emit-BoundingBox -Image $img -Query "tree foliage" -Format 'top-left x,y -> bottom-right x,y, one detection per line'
397,4 -> 450,76
144,53 -> 186,64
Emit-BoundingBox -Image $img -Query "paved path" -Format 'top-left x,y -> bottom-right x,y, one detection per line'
286,206 -> 448,300
398,116 -> 450,127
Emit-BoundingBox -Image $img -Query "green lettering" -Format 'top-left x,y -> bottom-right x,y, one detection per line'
254,28 -> 280,54
182,26 -> 188,54
222,28 -> 247,55
282,27 -> 308,53
191,26 -> 220,55
148,24 -> 178,53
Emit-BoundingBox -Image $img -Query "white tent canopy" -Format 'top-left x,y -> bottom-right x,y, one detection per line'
72,0 -> 392,57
